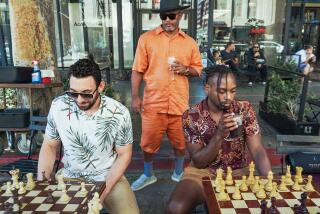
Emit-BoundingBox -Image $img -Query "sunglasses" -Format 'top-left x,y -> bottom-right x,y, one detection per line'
253,46 -> 259,48
160,13 -> 178,20
66,88 -> 98,100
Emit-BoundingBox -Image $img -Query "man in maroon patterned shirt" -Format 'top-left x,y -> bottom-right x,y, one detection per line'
166,65 -> 271,213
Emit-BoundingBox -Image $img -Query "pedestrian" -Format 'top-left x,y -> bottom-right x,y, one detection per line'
247,43 -> 267,86
130,0 -> 202,191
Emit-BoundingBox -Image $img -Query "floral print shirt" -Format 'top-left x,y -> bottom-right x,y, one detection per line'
183,98 -> 260,173
46,95 -> 133,181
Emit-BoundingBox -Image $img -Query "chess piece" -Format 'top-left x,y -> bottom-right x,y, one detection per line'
49,172 -> 56,185
41,171 -> 48,182
88,192 -> 103,214
57,174 -> 66,190
296,166 -> 303,183
215,178 -> 222,193
12,190 -> 20,212
232,184 -> 241,200
278,175 -> 288,191
260,199 -> 268,214
252,176 -> 260,193
46,189 -> 54,203
304,175 -> 314,192
293,204 -> 301,214
256,183 -> 266,199
269,197 -> 280,214
265,171 -> 273,192
59,186 -> 70,202
225,167 -> 233,185
26,173 -> 35,190
217,180 -> 228,201
292,175 -> 301,191
299,192 -> 309,214
18,182 -> 26,195
247,161 -> 255,186
80,182 -> 88,196
5,182 -> 13,195
240,176 -> 248,191
285,165 -> 294,185
269,182 -> 278,198
214,168 -> 223,187
9,169 -> 20,189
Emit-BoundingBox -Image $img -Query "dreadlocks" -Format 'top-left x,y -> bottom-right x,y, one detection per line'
205,65 -> 236,110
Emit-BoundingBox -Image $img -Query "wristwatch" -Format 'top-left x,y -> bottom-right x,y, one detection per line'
184,67 -> 191,76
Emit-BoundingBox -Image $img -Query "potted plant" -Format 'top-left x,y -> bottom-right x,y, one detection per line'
259,72 -> 320,136
247,18 -> 266,43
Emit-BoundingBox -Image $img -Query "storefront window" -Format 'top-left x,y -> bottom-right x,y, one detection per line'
54,0 -> 112,68
0,0 -> 13,66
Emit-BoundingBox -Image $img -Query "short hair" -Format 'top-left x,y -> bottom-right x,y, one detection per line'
68,56 -> 101,87
205,65 -> 235,85
212,50 -> 220,56
225,42 -> 234,49
305,45 -> 313,50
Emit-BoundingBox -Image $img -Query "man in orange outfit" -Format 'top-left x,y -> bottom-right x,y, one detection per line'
130,0 -> 202,191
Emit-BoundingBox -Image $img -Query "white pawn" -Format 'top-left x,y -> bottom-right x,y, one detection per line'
285,165 -> 294,185
57,174 -> 65,190
88,192 -> 103,214
292,176 -> 301,191
215,178 -> 222,193
80,182 -> 88,196
240,176 -> 248,191
26,173 -> 35,190
214,168 -> 223,187
5,181 -> 12,195
265,171 -> 273,192
256,183 -> 266,199
18,182 -> 26,194
232,184 -> 242,200
251,176 -> 260,193
304,175 -> 315,192
269,182 -> 278,198
59,186 -> 70,202
278,175 -> 288,191
225,167 -> 233,185
217,180 -> 228,201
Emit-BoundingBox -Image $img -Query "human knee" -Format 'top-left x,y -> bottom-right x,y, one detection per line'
166,199 -> 190,214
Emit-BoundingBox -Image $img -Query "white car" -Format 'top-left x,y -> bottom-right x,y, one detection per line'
258,41 -> 284,53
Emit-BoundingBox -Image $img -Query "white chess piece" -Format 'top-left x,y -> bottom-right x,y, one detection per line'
225,167 -> 233,185
80,182 -> 88,196
296,166 -> 303,183
88,192 -> 103,214
247,161 -> 255,186
59,187 -> 70,202
240,176 -> 248,191
10,169 -> 20,189
304,175 -> 315,192
57,174 -> 65,190
292,176 -> 301,191
18,182 -> 26,194
285,165 -> 294,185
5,181 -> 12,195
232,184 -> 242,200
269,182 -> 278,198
26,173 -> 35,190
278,175 -> 288,191
265,171 -> 273,192
214,168 -> 223,187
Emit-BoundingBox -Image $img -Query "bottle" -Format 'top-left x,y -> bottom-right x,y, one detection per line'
32,60 -> 42,83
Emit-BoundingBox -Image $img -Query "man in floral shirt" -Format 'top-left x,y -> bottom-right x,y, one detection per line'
167,65 -> 271,213
38,58 -> 139,213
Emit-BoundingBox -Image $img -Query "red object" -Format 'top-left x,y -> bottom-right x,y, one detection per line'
42,77 -> 51,84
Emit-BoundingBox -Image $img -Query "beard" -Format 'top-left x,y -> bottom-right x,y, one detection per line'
76,93 -> 100,111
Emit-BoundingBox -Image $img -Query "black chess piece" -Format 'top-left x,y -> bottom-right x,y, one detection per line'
294,204 -> 301,214
42,171 -> 47,182
299,192 -> 310,214
46,189 -> 54,203
260,199 -> 268,214
268,197 -> 279,214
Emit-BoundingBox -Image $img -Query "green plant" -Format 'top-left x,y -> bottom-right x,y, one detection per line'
0,89 -> 17,109
102,83 -> 121,102
267,73 -> 300,119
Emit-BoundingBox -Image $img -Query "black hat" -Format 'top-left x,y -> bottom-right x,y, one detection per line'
152,0 -> 190,13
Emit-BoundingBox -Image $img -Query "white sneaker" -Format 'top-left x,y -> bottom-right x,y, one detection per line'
131,174 -> 157,191
171,171 -> 183,182
248,82 -> 253,86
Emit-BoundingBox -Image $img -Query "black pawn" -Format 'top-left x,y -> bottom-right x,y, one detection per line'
260,199 -> 268,214
46,189 -> 54,203
299,192 -> 309,214
268,197 -> 279,214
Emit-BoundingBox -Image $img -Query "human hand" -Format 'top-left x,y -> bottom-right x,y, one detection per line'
216,113 -> 239,138
132,95 -> 142,114
171,60 -> 189,76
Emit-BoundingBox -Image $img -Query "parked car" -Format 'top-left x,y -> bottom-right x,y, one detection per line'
258,41 -> 284,53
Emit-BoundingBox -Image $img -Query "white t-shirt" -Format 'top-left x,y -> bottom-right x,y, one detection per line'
45,95 -> 133,181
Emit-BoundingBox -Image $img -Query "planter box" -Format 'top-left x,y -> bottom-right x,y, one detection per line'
259,102 -> 320,136
0,108 -> 39,128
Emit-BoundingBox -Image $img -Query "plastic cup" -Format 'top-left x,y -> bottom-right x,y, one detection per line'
230,114 -> 243,138
168,56 -> 176,80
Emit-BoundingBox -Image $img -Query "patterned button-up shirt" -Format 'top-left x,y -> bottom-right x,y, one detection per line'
46,95 -> 133,181
182,98 -> 260,173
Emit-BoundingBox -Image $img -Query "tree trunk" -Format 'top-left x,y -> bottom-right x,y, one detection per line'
9,0 -> 61,115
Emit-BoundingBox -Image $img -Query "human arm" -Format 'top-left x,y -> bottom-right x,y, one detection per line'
131,70 -> 143,113
186,113 -> 238,168
99,143 -> 132,201
37,135 -> 60,180
246,134 -> 271,176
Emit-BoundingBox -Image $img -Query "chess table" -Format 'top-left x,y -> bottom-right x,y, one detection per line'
202,175 -> 320,214
0,180 -> 105,213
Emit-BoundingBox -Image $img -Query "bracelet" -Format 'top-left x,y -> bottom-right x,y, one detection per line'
185,67 -> 191,76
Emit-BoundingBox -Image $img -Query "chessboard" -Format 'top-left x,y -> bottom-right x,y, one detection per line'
0,176 -> 105,213
202,164 -> 320,214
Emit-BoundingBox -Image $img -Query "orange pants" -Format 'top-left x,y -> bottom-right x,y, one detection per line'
140,112 -> 185,153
